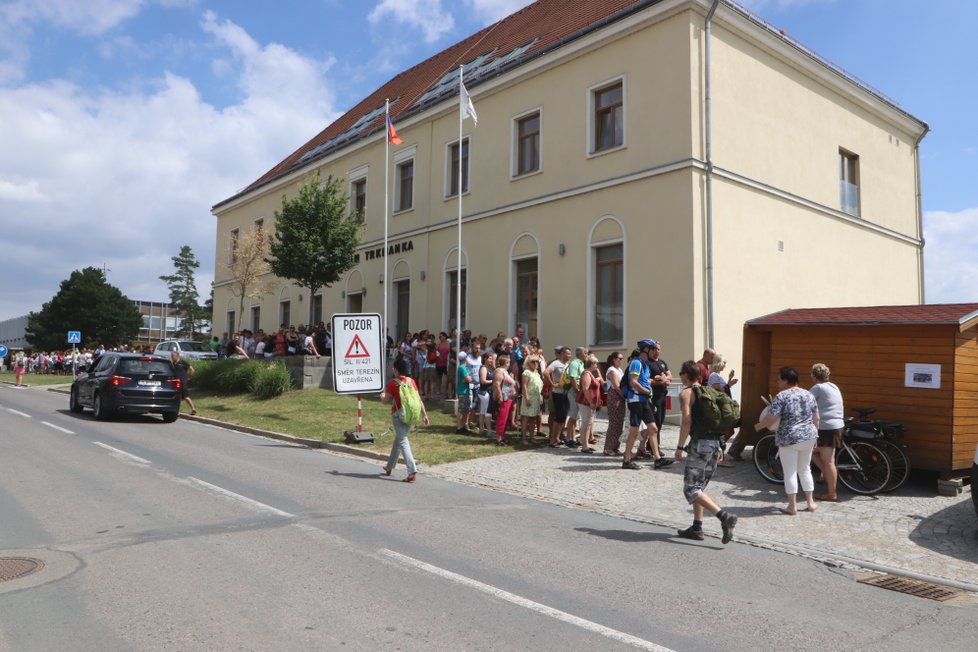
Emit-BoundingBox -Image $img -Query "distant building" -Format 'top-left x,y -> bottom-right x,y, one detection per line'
210,0 -> 928,372
0,300 -> 210,351
0,315 -> 29,350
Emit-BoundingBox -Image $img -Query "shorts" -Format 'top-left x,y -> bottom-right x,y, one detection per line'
683,438 -> 722,503
816,428 -> 844,449
628,400 -> 656,428
457,392 -> 475,412
550,392 -> 569,423
436,365 -> 447,377
566,390 -> 580,420
422,366 -> 437,382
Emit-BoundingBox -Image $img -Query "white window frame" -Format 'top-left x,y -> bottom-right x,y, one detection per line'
444,136 -> 471,199
511,107 -> 543,179
228,228 -> 240,265
839,149 -> 860,217
349,164 -> 369,218
393,145 -> 417,214
587,75 -> 626,157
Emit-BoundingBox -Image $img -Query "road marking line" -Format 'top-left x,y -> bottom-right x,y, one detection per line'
379,549 -> 675,651
93,442 -> 152,465
41,421 -> 74,435
6,408 -> 30,418
187,477 -> 294,518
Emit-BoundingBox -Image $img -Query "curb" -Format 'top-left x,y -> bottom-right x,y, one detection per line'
180,413 -> 390,462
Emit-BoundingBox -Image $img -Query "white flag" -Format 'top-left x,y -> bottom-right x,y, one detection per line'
461,82 -> 478,126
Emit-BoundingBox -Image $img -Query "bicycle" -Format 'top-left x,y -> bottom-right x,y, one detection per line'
753,413 -> 894,495
845,407 -> 911,493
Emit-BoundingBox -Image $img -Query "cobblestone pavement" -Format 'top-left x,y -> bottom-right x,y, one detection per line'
425,420 -> 978,591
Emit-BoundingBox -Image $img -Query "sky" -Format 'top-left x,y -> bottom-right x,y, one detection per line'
0,0 -> 976,322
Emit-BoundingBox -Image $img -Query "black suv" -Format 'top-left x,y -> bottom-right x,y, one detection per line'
69,353 -> 182,422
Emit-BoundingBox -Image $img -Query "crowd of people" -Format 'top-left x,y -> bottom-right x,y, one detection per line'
213,322 -> 334,360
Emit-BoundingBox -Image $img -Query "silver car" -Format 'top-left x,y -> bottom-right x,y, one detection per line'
154,340 -> 218,360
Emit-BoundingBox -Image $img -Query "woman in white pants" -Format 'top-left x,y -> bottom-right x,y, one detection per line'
755,366 -> 819,514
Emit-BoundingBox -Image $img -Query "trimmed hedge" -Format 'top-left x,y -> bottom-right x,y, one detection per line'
190,359 -> 293,399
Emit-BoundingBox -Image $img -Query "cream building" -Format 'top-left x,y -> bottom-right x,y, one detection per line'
211,0 -> 928,377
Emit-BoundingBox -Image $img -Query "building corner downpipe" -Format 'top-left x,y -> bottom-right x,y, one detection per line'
704,0 -> 720,347
913,124 -> 930,304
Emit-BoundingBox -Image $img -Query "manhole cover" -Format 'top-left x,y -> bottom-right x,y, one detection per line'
0,557 -> 45,583
858,573 -> 962,602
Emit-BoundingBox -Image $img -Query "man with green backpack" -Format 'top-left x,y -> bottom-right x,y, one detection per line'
674,360 -> 739,544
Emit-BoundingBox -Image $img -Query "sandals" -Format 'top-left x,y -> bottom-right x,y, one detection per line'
580,447 -> 595,454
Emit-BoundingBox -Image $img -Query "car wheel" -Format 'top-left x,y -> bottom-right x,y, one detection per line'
69,387 -> 84,413
93,393 -> 110,421
161,411 -> 179,423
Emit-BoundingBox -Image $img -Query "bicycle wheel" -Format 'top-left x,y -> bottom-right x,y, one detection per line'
874,439 -> 911,492
836,441 -> 891,495
753,433 -> 783,484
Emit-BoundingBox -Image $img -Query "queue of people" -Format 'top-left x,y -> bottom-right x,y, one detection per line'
216,322 -> 332,360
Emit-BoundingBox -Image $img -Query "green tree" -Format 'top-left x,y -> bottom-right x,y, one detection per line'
159,245 -> 206,339
268,174 -> 362,325
26,267 -> 142,350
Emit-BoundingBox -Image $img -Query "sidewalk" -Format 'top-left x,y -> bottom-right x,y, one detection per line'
425,418 -> 978,593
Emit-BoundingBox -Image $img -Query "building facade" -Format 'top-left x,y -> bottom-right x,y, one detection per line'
211,0 -> 928,376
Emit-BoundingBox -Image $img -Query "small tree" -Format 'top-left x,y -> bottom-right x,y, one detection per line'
226,227 -> 275,332
26,267 -> 142,350
159,245 -> 207,338
268,174 -> 362,325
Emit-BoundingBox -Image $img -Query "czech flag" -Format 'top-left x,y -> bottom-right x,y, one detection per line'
386,114 -> 403,145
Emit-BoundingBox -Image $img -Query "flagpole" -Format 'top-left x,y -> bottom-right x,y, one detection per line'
456,65 -> 464,340
384,99 -> 391,365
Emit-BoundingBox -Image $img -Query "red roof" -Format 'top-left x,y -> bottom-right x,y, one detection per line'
214,0 -> 926,209
226,0 -> 646,202
747,304 -> 978,328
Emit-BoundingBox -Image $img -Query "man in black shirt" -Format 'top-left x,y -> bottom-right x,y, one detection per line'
169,350 -> 197,416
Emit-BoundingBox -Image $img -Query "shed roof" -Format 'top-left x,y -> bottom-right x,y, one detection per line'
747,304 -> 978,331
213,0 -> 926,210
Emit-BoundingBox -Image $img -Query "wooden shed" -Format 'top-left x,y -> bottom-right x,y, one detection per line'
741,303 -> 978,478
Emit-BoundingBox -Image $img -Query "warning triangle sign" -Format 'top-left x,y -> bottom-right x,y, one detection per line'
344,334 -> 371,358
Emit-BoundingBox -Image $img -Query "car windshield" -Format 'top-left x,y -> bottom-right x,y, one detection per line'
178,341 -> 208,352
118,359 -> 174,375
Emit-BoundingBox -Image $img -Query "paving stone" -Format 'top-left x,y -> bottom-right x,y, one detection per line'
426,420 -> 978,589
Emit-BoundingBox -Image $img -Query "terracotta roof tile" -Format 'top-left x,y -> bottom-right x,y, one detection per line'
225,0 -> 649,202
216,0 -> 925,209
747,303 -> 978,327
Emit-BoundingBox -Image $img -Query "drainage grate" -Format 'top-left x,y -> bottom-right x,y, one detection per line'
858,573 -> 962,602
0,558 -> 45,584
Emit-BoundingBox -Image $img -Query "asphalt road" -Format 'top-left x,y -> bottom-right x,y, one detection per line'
1,384 -> 976,651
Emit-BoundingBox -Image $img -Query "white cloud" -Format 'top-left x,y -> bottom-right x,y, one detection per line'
368,0 -> 455,44
923,207 -> 978,304
465,0 -> 533,24
0,12 -> 341,319
1,0 -> 145,36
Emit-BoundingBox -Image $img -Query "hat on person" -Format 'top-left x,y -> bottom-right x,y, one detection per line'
458,351 -> 468,361
553,345 -> 564,352
637,338 -> 657,350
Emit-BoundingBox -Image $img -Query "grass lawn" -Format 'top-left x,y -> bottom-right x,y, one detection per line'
0,371 -> 75,387
192,388 -> 547,466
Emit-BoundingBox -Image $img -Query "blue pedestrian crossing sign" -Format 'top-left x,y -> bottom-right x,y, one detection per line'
0,345 -> 8,358
67,331 -> 82,344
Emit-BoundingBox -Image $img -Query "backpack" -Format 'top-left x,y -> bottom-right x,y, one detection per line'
559,368 -> 573,391
397,377 -> 423,425
692,385 -> 740,433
